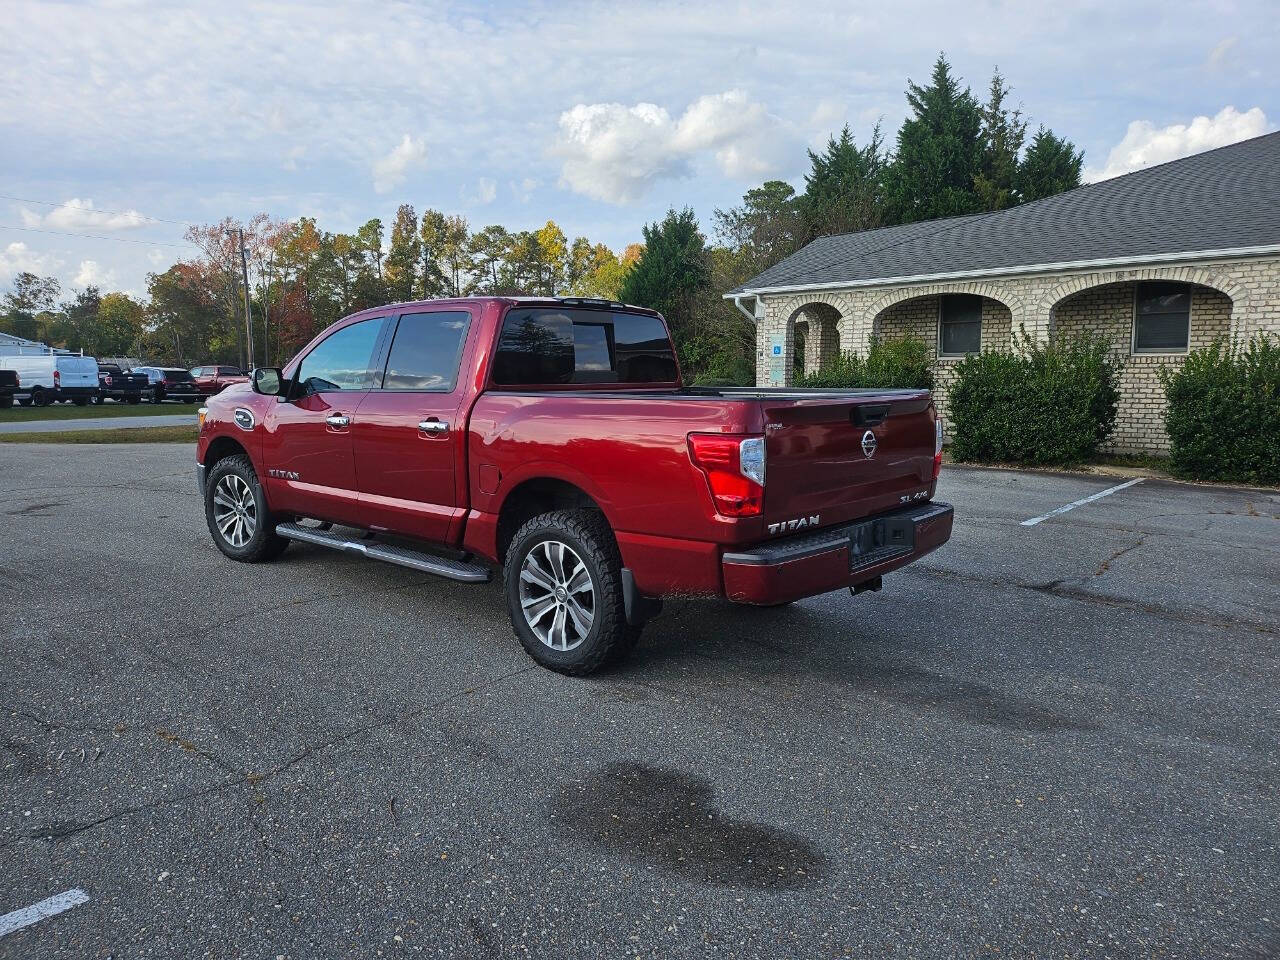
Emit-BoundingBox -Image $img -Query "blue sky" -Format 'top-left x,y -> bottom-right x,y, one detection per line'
1,0 -> 1275,298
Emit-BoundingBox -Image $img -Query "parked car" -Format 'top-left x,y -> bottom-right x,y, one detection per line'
0,369 -> 17,409
133,366 -> 201,403
95,363 -> 148,404
195,297 -> 953,674
190,365 -> 249,398
0,352 -> 99,406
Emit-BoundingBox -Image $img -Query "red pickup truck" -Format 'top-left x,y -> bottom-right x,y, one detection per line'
191,365 -> 249,398
196,297 -> 952,674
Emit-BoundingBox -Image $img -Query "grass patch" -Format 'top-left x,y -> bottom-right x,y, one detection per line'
0,402 -> 199,423
0,425 -> 197,444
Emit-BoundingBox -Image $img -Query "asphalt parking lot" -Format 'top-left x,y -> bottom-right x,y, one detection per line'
1,444 -> 1277,958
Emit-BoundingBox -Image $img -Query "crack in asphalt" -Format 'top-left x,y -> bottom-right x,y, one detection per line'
912,564 -> 1277,635
1094,535 -> 1146,577
2,664 -> 536,850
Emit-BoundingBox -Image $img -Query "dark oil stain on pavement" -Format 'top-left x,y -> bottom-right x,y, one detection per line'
557,762 -> 828,890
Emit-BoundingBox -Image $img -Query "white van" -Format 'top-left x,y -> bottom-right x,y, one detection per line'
0,353 -> 100,406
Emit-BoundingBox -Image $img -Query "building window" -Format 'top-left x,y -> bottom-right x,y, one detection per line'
939,294 -> 982,356
1133,282 -> 1191,353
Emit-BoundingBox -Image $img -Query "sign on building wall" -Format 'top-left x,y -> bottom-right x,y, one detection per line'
767,335 -> 785,386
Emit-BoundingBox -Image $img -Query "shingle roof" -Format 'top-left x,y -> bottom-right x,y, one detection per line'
729,131 -> 1280,294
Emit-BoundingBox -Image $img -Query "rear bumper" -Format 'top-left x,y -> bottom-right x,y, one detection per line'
721,501 -> 954,605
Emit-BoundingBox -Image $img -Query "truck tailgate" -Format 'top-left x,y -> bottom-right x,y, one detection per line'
761,390 -> 937,529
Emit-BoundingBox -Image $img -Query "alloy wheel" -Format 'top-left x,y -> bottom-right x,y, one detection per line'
518,540 -> 595,651
212,474 -> 257,548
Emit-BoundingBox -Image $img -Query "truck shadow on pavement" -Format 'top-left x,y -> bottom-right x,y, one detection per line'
622,601 -> 1097,735
554,761 -> 828,890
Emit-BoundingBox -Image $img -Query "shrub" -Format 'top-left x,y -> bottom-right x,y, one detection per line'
1162,336 -> 1279,484
949,332 -> 1120,466
799,336 -> 935,390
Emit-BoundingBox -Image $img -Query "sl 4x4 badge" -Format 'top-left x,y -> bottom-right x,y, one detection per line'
768,514 -> 819,535
233,408 -> 255,431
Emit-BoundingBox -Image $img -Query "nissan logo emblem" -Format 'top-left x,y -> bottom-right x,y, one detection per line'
861,430 -> 877,458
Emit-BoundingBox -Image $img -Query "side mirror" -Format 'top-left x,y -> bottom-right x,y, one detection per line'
252,367 -> 284,396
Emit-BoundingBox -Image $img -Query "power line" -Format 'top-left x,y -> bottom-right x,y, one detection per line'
0,194 -> 197,228
0,224 -> 196,249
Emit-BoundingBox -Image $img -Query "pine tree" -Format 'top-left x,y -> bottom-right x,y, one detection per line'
618,208 -> 708,342
384,204 -> 420,302
885,54 -> 984,223
1016,127 -> 1084,202
799,126 -> 887,238
974,69 -> 1027,211
715,180 -> 806,275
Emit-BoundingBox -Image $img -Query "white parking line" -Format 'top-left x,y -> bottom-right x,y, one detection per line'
0,888 -> 90,939
1021,477 -> 1146,527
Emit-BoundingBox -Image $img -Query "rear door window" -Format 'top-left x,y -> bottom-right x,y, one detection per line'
380,311 -> 471,391
492,308 -> 677,385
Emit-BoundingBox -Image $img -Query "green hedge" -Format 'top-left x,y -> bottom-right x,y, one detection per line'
1162,336 -> 1279,484
949,334 -> 1120,466
799,336 -> 935,390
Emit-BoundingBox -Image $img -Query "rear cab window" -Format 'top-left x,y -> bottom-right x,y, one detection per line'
492,307 -> 677,386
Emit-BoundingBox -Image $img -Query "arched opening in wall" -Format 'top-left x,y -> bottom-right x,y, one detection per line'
870,291 -> 1015,424
1048,278 -> 1234,454
871,293 -> 1014,357
1048,279 -> 1233,354
793,320 -> 808,379
787,303 -> 841,381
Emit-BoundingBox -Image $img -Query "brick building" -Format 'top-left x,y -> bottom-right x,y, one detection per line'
725,132 -> 1280,453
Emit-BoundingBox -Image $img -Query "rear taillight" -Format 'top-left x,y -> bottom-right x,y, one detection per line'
933,417 -> 944,480
53,369 -> 60,386
104,374 -> 112,386
688,433 -> 766,518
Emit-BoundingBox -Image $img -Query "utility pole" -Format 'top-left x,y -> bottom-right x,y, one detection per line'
238,229 -> 255,368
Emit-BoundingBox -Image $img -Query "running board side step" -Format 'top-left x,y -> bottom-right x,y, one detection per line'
275,522 -> 491,583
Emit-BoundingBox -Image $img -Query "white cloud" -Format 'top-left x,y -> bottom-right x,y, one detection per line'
461,177 -> 497,205
552,90 -> 789,203
74,259 -> 117,288
371,134 -> 427,194
0,241 -> 65,283
20,198 -> 148,231
510,177 -> 539,203
1085,106 -> 1271,181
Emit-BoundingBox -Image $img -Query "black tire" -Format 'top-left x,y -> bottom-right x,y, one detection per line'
17,397 -> 31,406
204,454 -> 290,563
127,396 -> 141,405
151,388 -> 164,404
503,509 -> 639,675
73,397 -> 89,406
31,388 -> 49,407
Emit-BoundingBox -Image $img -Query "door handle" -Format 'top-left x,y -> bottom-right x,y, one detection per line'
418,419 -> 449,435
326,414 -> 350,429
